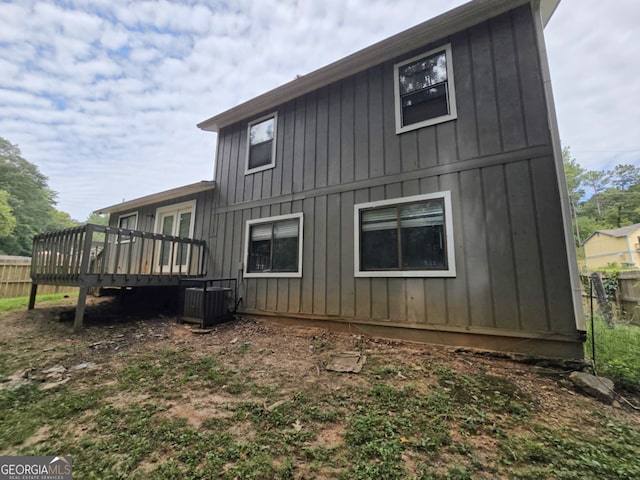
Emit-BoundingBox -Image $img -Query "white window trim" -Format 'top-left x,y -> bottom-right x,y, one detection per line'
394,43 -> 457,134
243,212 -> 303,278
153,200 -> 197,238
117,212 -> 138,243
353,191 -> 456,278
245,112 -> 278,175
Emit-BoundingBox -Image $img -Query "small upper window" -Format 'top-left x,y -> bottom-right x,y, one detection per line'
244,212 -> 303,278
394,44 -> 457,134
246,113 -> 277,174
354,192 -> 456,277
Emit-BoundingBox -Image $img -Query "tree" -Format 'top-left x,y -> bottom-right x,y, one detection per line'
562,147 -> 585,246
0,136 -> 77,256
0,190 -> 16,238
612,164 -> 640,191
85,212 -> 109,226
582,169 -> 612,220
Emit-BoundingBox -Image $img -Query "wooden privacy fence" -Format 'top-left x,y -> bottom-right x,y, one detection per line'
0,255 -> 77,299
581,271 -> 640,325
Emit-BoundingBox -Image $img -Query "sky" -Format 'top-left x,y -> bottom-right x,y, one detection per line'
1,0 -> 638,221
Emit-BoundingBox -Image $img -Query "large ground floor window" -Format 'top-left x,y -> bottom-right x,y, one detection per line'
354,191 -> 456,277
244,212 -> 303,278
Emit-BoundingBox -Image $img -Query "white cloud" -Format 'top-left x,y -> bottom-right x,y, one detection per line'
0,0 -> 637,221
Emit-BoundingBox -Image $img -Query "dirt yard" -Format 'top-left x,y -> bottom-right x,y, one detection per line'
1,295 -> 638,479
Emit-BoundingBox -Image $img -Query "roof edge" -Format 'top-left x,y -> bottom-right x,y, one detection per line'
94,181 -> 215,215
197,0 -> 550,133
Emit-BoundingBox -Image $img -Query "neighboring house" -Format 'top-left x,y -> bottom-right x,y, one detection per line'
30,0 -> 585,359
583,223 -> 640,269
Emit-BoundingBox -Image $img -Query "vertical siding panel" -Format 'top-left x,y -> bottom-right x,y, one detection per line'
417,127 -> 438,169
340,190 -> 355,318
441,173 -> 469,328
243,169 -> 254,203
531,157 -> 575,332
460,169 -> 493,328
505,160 -> 548,332
293,97 -> 306,193
315,86 -> 329,189
281,102 -> 295,196
222,210 -> 235,278
470,22 -> 502,155
253,206 -> 267,310
327,83 -> 342,186
252,171 -> 263,200
512,6 -> 549,146
313,196 -> 327,314
277,278 -> 289,312
301,198 -> 315,314
491,13 -> 527,151
217,128 -> 231,207
226,127 -> 239,205
400,131 -> 419,172
382,63 -> 401,176
326,193 -> 342,316
261,169 -> 272,199
436,122 -> 458,165
213,212 -> 226,278
354,71 -> 369,181
271,109 -> 284,198
341,76 -> 355,184
230,209 -> 243,278
354,188 -> 371,319
368,65 -> 385,178
451,30 -> 479,160
483,168 -> 519,331
234,127 -> 246,203
303,92 -> 317,191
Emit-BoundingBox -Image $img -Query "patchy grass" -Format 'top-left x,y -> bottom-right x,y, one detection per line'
1,299 -> 639,479
586,316 -> 640,385
0,292 -> 77,313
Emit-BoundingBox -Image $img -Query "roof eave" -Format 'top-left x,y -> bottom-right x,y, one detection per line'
198,0 -> 556,133
94,181 -> 215,215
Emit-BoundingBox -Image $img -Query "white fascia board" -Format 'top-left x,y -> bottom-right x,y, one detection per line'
94,181 -> 215,215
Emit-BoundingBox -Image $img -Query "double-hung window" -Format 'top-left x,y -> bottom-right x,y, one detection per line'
245,113 -> 277,174
244,213 -> 303,278
394,44 -> 457,134
354,192 -> 456,277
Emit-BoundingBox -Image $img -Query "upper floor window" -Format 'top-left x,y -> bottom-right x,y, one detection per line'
354,192 -> 456,277
245,113 -> 277,174
244,212 -> 303,278
394,44 -> 457,134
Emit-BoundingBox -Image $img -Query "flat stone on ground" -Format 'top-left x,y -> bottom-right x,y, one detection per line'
569,371 -> 615,404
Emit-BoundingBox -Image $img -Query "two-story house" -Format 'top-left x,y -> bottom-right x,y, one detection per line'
31,0 -> 585,358
194,0 -> 584,358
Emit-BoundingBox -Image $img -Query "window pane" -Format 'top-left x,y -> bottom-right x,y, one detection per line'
360,208 -> 399,270
177,212 -> 191,264
402,83 -> 449,126
272,236 -> 298,271
398,51 -> 447,95
248,232 -> 271,272
249,117 -> 275,145
274,219 -> 298,238
400,201 -> 446,269
248,140 -> 273,169
160,215 -> 174,266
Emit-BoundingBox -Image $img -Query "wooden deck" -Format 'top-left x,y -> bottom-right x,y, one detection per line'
29,224 -> 207,330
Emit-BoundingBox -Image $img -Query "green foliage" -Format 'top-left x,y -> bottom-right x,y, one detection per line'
585,316 -> 640,385
0,136 -> 78,255
0,190 -> 16,237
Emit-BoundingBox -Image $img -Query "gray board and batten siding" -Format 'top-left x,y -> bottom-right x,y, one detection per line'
206,5 -> 583,358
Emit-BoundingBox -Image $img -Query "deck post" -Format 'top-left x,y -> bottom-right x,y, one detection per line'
28,283 -> 38,310
74,287 -> 88,332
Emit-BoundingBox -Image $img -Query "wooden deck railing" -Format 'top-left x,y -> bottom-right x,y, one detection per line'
31,223 -> 207,284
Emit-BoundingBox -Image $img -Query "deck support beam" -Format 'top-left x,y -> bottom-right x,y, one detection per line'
74,287 -> 88,332
28,284 -> 38,310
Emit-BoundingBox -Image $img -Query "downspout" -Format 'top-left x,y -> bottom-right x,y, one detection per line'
530,0 -> 586,331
